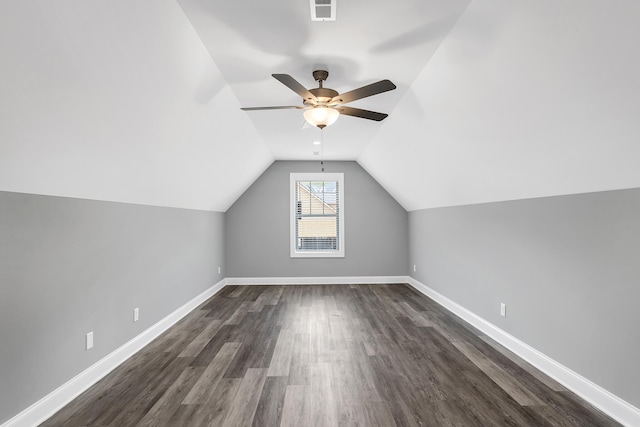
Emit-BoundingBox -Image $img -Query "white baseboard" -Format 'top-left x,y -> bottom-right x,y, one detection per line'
7,276 -> 638,427
1,279 -> 227,427
225,275 -> 409,285
406,276 -> 640,427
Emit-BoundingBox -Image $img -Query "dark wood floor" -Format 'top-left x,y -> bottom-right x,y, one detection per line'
42,284 -> 618,426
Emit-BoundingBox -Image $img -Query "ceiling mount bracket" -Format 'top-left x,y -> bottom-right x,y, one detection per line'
312,70 -> 329,84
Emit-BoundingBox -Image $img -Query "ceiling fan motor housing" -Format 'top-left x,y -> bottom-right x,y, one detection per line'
305,87 -> 338,106
303,70 -> 338,106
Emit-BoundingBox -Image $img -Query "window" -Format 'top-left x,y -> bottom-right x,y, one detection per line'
290,173 -> 344,258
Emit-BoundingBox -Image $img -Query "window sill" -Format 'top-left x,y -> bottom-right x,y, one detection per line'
290,250 -> 345,258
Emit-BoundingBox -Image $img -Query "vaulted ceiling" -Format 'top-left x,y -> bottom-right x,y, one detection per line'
2,0 -> 639,212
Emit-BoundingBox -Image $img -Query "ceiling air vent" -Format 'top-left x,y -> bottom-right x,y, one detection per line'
310,0 -> 336,21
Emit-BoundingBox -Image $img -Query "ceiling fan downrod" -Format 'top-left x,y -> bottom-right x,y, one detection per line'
312,70 -> 329,88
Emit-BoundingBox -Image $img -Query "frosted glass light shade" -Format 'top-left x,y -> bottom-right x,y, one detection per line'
303,107 -> 339,129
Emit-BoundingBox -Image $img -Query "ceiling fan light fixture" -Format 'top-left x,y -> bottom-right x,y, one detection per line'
304,106 -> 339,129
240,71 -> 396,126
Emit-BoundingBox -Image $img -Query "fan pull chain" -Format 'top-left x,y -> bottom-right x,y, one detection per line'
320,128 -> 325,172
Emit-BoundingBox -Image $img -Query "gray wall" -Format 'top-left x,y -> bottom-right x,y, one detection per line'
409,188 -> 640,408
226,161 -> 408,278
0,191 -> 225,424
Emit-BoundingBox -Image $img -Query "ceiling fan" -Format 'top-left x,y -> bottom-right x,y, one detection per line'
241,70 -> 396,129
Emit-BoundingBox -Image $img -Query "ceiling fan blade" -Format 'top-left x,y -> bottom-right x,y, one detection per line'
331,79 -> 396,105
272,74 -> 318,103
241,106 -> 306,111
336,106 -> 389,121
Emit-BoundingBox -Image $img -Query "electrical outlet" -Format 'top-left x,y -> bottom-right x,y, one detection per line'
218,266 -> 221,275
413,264 -> 416,272
86,331 -> 94,350
500,303 -> 507,317
134,307 -> 139,322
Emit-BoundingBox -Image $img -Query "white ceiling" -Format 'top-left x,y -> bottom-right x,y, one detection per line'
178,0 -> 471,160
1,0 -> 640,212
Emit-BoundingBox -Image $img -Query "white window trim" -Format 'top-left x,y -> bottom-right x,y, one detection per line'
290,172 -> 345,258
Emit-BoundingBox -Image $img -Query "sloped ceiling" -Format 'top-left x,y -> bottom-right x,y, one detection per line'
1,0 -> 639,212
0,0 -> 272,212
359,0 -> 640,211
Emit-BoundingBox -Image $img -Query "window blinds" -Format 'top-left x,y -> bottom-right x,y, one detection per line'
294,180 -> 340,251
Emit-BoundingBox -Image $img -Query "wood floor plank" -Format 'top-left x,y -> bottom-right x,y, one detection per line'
162,308 -> 210,341
136,366 -> 205,426
41,331 -> 186,426
452,341 -> 546,407
165,403 -> 209,426
201,377 -> 242,426
203,293 -> 249,320
327,312 -> 346,351
224,300 -> 255,325
480,334 -> 568,392
189,324 -> 240,367
428,345 -> 545,426
178,318 -> 224,358
398,300 -> 435,327
280,384 -> 309,427
267,327 -> 295,377
363,399 -> 398,427
104,354 -> 194,426
331,349 -> 371,425
253,285 -> 284,308
288,332 -> 313,385
228,285 -> 248,298
182,341 -> 241,404
42,284 -> 620,427
252,376 -> 288,427
221,368 -> 268,427
308,362 -> 339,427
223,317 -> 280,377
